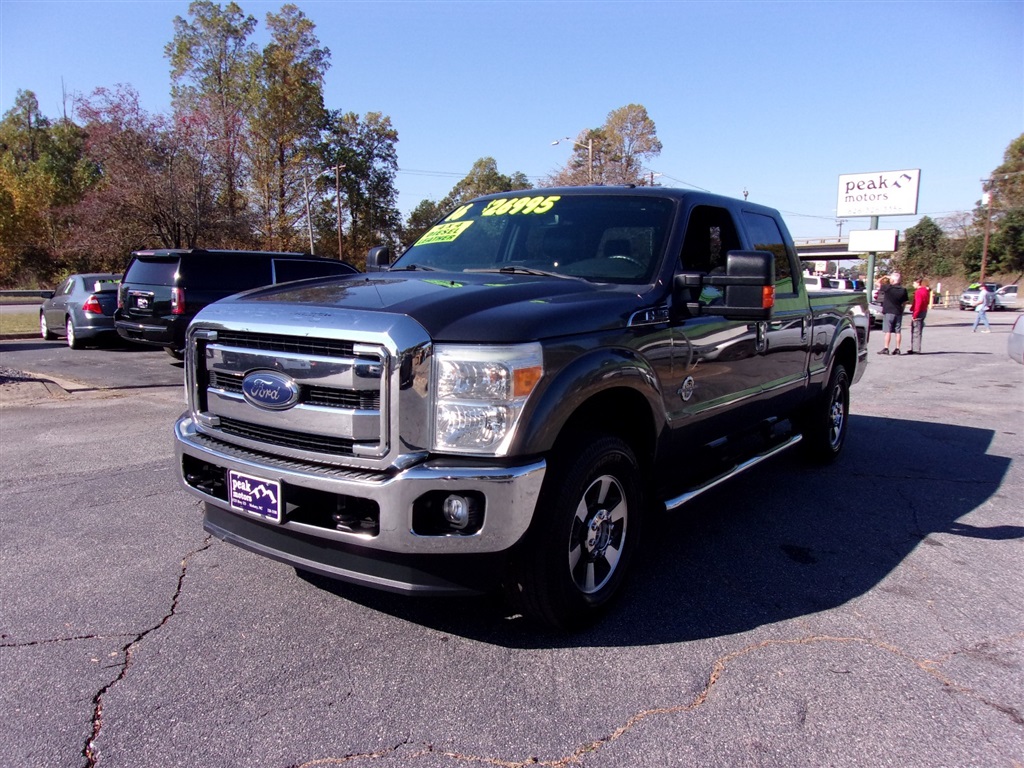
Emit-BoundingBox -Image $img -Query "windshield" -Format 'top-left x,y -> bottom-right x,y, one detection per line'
393,193 -> 674,284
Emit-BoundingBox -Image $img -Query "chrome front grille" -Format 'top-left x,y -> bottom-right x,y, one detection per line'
214,330 -> 355,357
209,371 -> 380,410
217,416 -> 358,456
191,329 -> 390,466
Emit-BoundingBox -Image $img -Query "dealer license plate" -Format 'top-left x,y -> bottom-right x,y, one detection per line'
228,470 -> 282,523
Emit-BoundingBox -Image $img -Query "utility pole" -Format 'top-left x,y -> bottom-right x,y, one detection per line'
335,164 -> 345,260
302,172 -> 315,253
980,191 -> 993,284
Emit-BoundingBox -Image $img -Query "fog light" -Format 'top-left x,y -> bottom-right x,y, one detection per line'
412,490 -> 484,535
443,494 -> 471,529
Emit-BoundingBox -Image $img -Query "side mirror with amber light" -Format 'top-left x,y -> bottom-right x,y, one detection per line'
674,250 -> 775,321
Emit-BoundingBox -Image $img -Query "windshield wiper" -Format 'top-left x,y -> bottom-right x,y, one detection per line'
389,263 -> 438,272
467,266 -> 581,280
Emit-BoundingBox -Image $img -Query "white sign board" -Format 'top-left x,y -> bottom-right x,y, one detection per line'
848,229 -> 899,253
837,169 -> 920,217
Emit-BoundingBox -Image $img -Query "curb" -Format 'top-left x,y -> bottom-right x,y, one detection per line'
0,333 -> 42,341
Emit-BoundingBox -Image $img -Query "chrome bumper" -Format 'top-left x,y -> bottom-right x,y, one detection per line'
174,415 -> 546,557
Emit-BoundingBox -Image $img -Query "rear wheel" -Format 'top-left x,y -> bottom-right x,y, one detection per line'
507,435 -> 643,630
797,364 -> 849,463
66,317 -> 81,349
40,313 -> 56,340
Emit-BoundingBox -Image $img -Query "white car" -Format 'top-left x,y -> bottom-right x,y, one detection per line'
803,275 -> 834,291
994,285 -> 1018,311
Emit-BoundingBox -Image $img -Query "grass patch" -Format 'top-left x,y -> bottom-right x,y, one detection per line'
0,311 -> 42,336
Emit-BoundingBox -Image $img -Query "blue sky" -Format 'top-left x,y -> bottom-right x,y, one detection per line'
1,0 -> 1021,239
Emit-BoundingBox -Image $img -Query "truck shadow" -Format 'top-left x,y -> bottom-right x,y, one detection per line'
302,414 -> 1017,648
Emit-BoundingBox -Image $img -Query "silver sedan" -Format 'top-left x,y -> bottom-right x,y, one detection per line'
40,273 -> 122,348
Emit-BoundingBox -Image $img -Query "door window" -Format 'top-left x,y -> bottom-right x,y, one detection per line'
742,211 -> 796,296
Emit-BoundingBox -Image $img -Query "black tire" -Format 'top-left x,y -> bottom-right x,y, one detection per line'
66,317 -> 81,349
797,364 -> 850,464
507,435 -> 643,630
165,347 -> 185,360
40,313 -> 56,340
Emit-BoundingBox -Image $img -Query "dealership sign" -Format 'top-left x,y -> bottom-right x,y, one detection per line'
837,169 -> 920,217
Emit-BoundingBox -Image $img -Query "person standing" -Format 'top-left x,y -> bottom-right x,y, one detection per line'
877,273 -> 909,355
972,283 -> 993,333
907,277 -> 930,354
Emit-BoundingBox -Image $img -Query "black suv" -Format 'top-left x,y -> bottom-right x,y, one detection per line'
115,249 -> 357,356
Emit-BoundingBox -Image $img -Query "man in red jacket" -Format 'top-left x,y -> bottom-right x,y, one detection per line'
907,277 -> 930,355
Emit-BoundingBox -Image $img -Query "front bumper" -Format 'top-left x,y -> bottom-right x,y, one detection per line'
174,415 -> 546,594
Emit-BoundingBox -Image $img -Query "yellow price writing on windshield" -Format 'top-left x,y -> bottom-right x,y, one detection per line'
445,204 -> 474,221
481,195 -> 561,217
416,220 -> 474,245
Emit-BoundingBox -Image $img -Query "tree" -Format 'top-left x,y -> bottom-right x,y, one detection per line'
247,4 -> 330,250
548,104 -> 662,186
319,110 -> 401,263
71,85 -> 209,255
0,90 -> 98,285
992,207 -> 1024,274
440,156 -> 530,209
895,216 -> 953,279
403,157 -> 530,246
402,198 -> 445,246
969,132 -> 1024,279
166,1 -> 257,236
603,103 -> 663,185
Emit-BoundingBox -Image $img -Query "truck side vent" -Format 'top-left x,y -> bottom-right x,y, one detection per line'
214,330 -> 354,358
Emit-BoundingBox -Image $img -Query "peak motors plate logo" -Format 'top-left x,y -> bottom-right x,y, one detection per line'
242,370 -> 300,410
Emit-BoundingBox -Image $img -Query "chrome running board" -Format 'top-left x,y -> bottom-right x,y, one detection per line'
662,434 -> 803,512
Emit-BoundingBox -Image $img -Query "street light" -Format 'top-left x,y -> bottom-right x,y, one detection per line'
551,136 -> 594,184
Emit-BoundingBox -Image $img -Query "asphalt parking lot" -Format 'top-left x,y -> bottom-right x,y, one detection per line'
1,307 -> 1022,767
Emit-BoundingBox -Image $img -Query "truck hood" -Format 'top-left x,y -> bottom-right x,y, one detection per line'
228,271 -> 651,342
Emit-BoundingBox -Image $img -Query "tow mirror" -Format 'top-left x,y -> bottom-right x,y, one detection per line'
674,250 -> 775,321
365,246 -> 391,272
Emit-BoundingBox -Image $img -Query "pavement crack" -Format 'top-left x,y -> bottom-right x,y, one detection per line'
290,632 -> 1024,767
0,633 -> 135,649
82,536 -> 213,767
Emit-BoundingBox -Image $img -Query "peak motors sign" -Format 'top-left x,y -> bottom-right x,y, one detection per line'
837,169 -> 920,217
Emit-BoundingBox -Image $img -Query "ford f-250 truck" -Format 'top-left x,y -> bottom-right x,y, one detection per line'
174,187 -> 869,629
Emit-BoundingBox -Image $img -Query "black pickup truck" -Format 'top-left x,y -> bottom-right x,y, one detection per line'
174,187 -> 869,629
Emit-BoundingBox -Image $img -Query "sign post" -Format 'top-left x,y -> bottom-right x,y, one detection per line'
837,169 -> 920,295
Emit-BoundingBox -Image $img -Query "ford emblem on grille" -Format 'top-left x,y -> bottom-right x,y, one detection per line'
242,370 -> 300,410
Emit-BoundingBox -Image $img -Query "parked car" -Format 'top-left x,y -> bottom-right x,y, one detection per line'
994,285 -> 1018,311
959,282 -> 1001,310
869,301 -> 884,328
40,273 -> 122,348
1009,315 -> 1024,364
830,278 -> 857,291
115,249 -> 358,358
803,275 -> 834,291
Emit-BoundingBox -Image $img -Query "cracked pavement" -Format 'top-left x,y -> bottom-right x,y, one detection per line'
1,310 -> 1022,766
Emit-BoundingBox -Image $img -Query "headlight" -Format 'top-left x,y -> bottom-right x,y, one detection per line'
432,343 -> 543,454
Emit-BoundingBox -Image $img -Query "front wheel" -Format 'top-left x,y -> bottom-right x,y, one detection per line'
507,435 -> 643,630
796,364 -> 850,464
